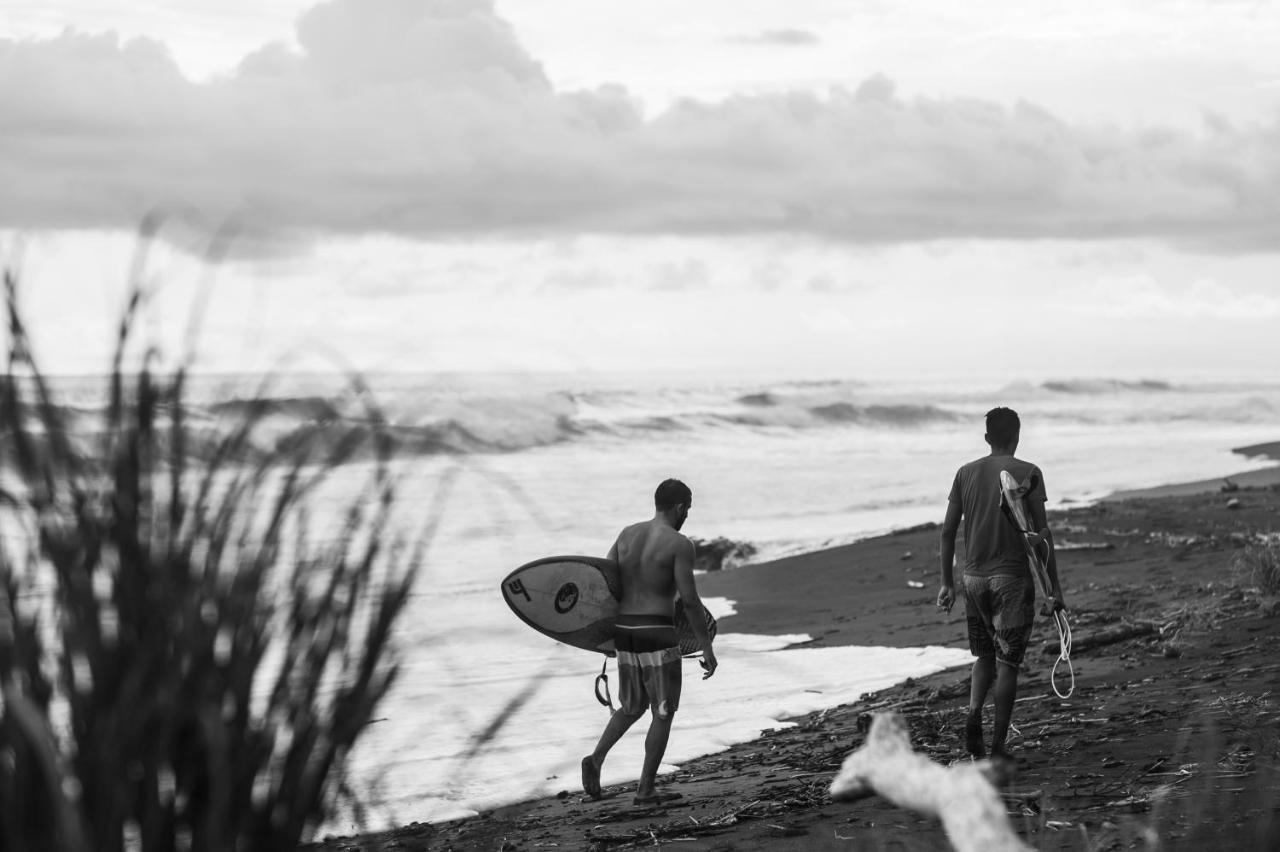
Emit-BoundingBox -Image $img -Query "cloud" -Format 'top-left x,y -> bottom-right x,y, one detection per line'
1070,276 -> 1280,319
541,266 -> 609,291
728,29 -> 821,47
1,0 -> 1278,254
646,257 -> 711,291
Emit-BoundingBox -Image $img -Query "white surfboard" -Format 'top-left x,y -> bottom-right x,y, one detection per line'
998,470 -> 1057,615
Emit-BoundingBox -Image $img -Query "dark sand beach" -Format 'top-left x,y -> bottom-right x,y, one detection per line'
309,461 -> 1280,851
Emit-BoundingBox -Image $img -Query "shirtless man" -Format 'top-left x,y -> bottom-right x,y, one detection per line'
937,407 -> 1066,761
581,479 -> 718,805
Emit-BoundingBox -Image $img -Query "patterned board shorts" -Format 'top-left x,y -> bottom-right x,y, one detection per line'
614,614 -> 683,718
963,574 -> 1035,667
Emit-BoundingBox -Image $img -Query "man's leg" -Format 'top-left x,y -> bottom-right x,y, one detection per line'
635,649 -> 683,802
592,708 -> 644,766
988,576 -> 1034,759
584,708 -> 643,797
964,577 -> 999,759
967,655 -> 996,757
636,711 -> 674,800
962,575 -> 1001,758
990,660 -> 1020,757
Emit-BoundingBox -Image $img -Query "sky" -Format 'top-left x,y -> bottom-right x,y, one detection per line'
2,0 -> 1278,378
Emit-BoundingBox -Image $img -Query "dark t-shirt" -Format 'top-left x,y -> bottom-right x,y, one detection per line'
948,454 -> 1047,577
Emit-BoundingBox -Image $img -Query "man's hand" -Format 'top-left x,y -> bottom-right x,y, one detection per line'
700,647 -> 718,680
1051,589 -> 1068,613
936,584 -> 955,615
1024,529 -> 1049,548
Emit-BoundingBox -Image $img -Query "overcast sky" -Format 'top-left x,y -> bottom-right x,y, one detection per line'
2,0 -> 1278,377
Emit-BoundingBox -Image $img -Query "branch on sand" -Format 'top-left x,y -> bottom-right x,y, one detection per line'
1042,620 -> 1157,656
828,712 -> 1031,852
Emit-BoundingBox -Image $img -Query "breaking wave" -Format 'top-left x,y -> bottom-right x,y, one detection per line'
808,403 -> 957,426
20,371 -> 1280,466
1041,379 -> 1173,394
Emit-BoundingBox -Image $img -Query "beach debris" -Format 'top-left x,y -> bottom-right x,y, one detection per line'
1146,531 -> 1208,548
829,712 -> 1032,852
907,580 -> 925,589
1042,621 -> 1157,656
1055,540 -> 1115,551
583,785 -> 828,846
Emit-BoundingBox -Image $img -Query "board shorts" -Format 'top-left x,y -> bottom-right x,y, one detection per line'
963,573 -> 1035,667
614,614 -> 682,718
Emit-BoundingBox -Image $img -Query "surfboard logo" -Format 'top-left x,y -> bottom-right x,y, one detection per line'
554,582 -> 580,614
506,578 -> 531,603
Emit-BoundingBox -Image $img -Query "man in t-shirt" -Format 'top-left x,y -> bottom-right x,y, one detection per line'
936,407 -> 1066,760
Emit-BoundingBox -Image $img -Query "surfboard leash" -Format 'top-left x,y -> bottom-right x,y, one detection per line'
1029,532 -> 1070,695
594,656 -> 615,711
1028,536 -> 1075,700
998,476 -> 1075,699
1030,532 -> 1075,699
1050,607 -> 1075,700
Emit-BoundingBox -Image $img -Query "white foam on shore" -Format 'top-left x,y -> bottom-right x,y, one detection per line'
335,595 -> 971,830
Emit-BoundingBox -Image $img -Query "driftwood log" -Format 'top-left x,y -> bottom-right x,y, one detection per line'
1041,619 -> 1156,656
829,712 -> 1031,852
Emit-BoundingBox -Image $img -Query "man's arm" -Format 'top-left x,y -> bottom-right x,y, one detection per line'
936,498 -> 961,614
672,537 -> 717,679
1028,499 -> 1066,610
607,525 -> 629,562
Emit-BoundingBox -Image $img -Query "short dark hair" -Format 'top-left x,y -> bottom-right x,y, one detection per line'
985,407 -> 1021,446
654,478 -> 692,510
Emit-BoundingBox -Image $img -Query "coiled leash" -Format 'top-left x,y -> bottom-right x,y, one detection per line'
594,655 -> 615,711
999,471 -> 1075,699
1023,536 -> 1075,699
1024,525 -> 1075,699
1049,605 -> 1074,700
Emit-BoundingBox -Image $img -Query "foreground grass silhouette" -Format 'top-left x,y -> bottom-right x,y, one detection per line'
0,267 -> 424,851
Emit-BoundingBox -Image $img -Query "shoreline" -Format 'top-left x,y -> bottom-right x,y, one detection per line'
309,463 -> 1280,851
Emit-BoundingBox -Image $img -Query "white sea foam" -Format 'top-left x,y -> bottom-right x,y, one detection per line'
342,610 -> 971,828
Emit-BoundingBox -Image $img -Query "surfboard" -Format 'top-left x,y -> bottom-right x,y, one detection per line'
998,470 -> 1058,615
500,555 -> 716,656
999,470 -> 1076,699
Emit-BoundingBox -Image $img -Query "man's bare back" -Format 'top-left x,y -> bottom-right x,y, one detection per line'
605,481 -> 715,674
609,519 -> 692,617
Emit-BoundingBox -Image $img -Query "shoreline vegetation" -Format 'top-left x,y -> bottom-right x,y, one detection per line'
1,269 -> 426,851
311,462 -> 1280,851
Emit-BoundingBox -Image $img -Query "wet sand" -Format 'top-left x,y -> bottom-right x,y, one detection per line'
308,466 -> 1280,851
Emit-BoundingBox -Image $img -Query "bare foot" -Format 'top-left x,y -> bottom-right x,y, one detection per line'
581,756 -> 601,799
965,715 -> 986,758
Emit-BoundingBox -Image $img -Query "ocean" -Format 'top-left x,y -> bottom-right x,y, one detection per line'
15,370 -> 1280,830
